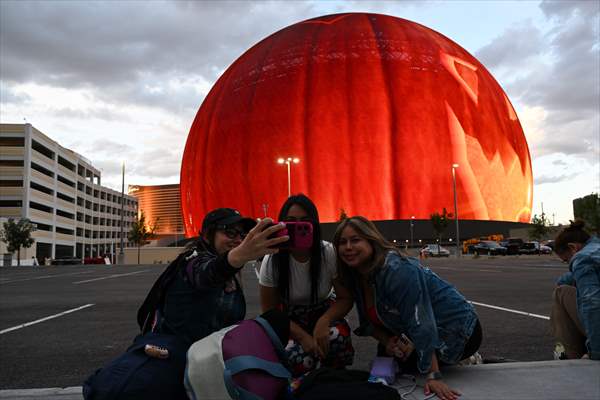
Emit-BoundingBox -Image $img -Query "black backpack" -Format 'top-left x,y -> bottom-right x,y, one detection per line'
294,368 -> 401,400
83,332 -> 189,400
83,251 -> 193,400
137,250 -> 192,333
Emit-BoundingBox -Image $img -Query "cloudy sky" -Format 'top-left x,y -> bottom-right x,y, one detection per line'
1,0 -> 598,224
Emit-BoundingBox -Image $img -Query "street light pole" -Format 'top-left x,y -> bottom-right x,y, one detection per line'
119,162 -> 125,264
452,163 -> 460,257
277,157 -> 300,198
286,162 -> 291,197
410,216 -> 415,250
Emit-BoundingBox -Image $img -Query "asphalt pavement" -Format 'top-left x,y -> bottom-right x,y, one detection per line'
0,254 -> 575,390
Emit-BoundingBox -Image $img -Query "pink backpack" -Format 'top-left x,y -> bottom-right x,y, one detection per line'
185,316 -> 291,400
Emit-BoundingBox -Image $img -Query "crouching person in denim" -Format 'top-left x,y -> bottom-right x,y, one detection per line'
333,216 -> 482,400
551,220 -> 600,360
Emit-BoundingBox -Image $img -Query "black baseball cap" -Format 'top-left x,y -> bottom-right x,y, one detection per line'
201,208 -> 256,234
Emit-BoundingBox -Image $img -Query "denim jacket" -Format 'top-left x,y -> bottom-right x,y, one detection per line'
156,239 -> 246,344
558,236 -> 600,359
350,252 -> 478,373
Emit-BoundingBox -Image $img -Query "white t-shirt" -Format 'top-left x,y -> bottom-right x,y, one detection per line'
259,241 -> 338,305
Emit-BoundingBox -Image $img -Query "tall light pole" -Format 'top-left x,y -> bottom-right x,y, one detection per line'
410,215 -> 415,250
451,163 -> 460,257
277,157 -> 300,197
118,162 -> 125,264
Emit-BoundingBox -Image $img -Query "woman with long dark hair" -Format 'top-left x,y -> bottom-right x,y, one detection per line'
551,219 -> 599,360
333,216 -> 482,400
259,194 -> 354,376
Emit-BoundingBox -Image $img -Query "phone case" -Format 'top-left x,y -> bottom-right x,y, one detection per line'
271,221 -> 313,250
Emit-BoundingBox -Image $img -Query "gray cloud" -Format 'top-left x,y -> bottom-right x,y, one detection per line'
535,172 -> 580,185
0,1 -> 432,115
533,113 -> 599,157
476,21 -> 544,70
131,153 -> 181,179
51,106 -> 133,121
540,0 -> 600,19
0,85 -> 31,105
0,1 -> 317,112
476,0 -> 599,163
84,139 -> 135,157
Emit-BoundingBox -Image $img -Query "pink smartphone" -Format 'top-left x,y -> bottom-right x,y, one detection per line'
269,221 -> 313,250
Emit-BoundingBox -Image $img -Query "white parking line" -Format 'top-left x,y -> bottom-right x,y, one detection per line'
470,301 -> 550,320
72,270 -> 149,284
0,270 -> 97,284
430,266 -> 501,272
0,304 -> 95,335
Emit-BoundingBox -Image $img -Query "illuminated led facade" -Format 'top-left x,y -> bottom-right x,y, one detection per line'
181,13 -> 533,237
128,184 -> 184,237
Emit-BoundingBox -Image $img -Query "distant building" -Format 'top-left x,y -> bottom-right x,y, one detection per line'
128,184 -> 184,246
0,123 -> 138,263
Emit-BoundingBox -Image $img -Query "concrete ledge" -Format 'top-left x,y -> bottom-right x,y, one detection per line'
0,360 -> 597,399
0,387 -> 81,399
394,359 -> 600,400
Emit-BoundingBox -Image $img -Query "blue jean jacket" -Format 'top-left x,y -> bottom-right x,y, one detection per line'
351,252 -> 478,373
556,236 -> 600,359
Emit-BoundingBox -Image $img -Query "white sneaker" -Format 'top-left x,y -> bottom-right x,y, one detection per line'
553,343 -> 567,360
459,351 -> 483,365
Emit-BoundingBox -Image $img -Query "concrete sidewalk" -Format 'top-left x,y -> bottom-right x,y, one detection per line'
0,360 -> 598,399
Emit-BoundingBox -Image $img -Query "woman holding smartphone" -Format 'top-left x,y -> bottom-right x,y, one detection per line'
333,216 -> 482,400
141,208 -> 288,344
259,194 -> 355,376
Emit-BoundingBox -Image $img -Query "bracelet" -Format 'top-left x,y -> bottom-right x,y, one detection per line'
425,371 -> 443,381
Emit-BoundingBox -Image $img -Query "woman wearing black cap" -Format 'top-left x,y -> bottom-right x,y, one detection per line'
139,208 -> 288,344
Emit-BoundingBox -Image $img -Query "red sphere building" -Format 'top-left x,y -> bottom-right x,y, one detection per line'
181,13 -> 533,237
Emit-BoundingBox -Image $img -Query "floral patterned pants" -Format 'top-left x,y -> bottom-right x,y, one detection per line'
284,299 -> 354,377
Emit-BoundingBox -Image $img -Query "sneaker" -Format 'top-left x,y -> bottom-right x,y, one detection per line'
458,351 -> 483,365
553,342 -> 567,360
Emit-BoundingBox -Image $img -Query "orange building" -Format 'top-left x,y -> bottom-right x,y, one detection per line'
128,184 -> 184,244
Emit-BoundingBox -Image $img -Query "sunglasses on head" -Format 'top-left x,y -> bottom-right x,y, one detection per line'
216,225 -> 247,240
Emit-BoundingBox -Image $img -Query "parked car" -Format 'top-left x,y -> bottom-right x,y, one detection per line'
520,241 -> 553,255
542,240 -> 555,250
519,242 -> 540,255
499,238 -> 525,255
50,257 -> 82,265
84,257 -> 106,265
420,244 -> 450,257
473,241 -> 507,256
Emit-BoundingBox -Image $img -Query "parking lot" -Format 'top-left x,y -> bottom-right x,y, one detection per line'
0,254 -> 567,389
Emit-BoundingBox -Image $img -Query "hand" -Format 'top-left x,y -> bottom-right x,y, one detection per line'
385,336 -> 411,361
228,218 -> 289,267
424,379 -> 461,400
313,317 -> 331,359
298,333 -> 319,357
